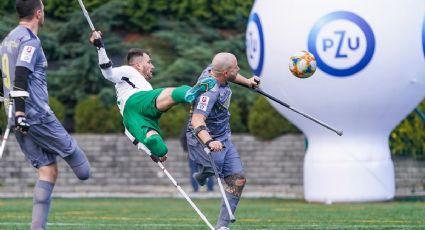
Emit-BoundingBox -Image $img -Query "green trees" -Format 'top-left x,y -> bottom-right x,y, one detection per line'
74,96 -> 123,133
248,97 -> 300,140
390,100 -> 425,159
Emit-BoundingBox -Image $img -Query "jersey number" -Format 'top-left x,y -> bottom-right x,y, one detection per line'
1,54 -> 11,89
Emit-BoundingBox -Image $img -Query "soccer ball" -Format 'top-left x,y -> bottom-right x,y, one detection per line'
288,50 -> 317,78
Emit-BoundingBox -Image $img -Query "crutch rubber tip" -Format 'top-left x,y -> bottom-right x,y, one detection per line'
336,130 -> 343,136
230,218 -> 236,223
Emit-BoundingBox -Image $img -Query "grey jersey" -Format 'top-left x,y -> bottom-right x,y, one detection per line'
188,66 -> 232,141
0,25 -> 54,124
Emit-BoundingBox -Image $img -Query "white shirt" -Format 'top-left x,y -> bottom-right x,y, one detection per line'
100,65 -> 153,114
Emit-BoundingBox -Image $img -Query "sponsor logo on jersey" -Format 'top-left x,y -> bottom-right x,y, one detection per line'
20,46 -> 36,63
197,96 -> 210,111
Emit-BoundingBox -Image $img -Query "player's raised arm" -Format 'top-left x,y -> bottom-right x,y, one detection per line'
232,73 -> 260,89
89,31 -> 121,83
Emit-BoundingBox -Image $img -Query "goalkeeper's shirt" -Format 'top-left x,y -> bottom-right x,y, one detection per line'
100,65 -> 153,115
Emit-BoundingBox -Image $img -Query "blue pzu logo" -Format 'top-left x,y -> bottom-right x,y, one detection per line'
308,11 -> 375,77
246,13 -> 264,76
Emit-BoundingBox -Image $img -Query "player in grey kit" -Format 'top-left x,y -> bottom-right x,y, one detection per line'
0,1 -> 90,229
186,52 -> 260,230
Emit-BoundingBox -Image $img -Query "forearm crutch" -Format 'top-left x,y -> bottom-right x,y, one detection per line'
191,132 -> 236,223
0,97 -> 13,159
124,130 -> 214,230
0,91 -> 30,159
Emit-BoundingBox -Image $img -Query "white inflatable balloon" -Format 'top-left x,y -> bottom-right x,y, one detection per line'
246,0 -> 425,202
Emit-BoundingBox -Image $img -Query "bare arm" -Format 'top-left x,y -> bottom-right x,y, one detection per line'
191,113 -> 223,151
191,113 -> 213,144
231,73 -> 260,88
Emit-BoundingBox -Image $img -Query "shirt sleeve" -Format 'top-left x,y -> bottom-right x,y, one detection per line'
16,39 -> 41,72
100,66 -> 130,83
192,86 -> 219,117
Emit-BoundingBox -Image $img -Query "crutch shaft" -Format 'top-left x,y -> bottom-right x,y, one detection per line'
77,0 -> 100,38
233,82 -> 343,136
0,101 -> 14,159
124,129 -> 214,229
157,161 -> 215,230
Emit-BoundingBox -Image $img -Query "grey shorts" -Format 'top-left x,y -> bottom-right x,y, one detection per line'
187,133 -> 243,178
15,117 -> 77,168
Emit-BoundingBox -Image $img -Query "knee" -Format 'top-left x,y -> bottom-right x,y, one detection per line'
224,173 -> 246,197
144,134 -> 168,157
39,165 -> 59,182
235,174 -> 247,187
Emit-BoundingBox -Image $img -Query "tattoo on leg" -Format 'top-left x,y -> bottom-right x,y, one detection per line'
224,173 -> 246,197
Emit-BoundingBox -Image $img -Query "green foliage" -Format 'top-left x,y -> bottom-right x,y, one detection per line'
46,0 -> 126,120
124,0 -> 253,32
229,100 -> 247,133
248,97 -> 300,140
74,96 -> 123,133
0,17 -> 16,38
159,104 -> 189,139
390,99 -> 425,159
49,96 -> 65,124
0,1 -> 14,17
0,0 -> 255,134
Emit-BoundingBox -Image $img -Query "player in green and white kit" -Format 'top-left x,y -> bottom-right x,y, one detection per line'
90,32 -> 216,160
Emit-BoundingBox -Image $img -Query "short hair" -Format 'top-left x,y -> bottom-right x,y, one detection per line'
126,48 -> 150,65
16,0 -> 42,20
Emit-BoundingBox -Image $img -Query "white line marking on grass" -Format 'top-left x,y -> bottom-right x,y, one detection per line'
1,223 -> 424,229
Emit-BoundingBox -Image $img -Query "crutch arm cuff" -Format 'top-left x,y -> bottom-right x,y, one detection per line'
194,125 -> 208,137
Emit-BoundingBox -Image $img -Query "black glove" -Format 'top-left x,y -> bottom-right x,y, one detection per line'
15,115 -> 30,134
93,37 -> 104,49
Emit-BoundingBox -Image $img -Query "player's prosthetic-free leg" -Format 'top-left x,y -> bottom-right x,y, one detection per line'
217,173 -> 246,228
31,180 -> 54,230
191,132 -> 236,223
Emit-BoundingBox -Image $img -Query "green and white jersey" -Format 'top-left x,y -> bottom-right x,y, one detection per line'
100,65 -> 153,114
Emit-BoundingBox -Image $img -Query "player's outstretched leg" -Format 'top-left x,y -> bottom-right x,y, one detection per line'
156,77 -> 217,111
184,77 -> 216,103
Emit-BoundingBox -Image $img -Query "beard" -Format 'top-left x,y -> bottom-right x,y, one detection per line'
144,71 -> 153,80
228,74 -> 237,82
38,17 -> 44,27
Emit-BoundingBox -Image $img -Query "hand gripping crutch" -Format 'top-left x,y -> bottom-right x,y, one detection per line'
0,91 -> 29,159
233,82 -> 343,136
191,132 -> 236,223
124,130 -> 214,230
0,97 -> 13,159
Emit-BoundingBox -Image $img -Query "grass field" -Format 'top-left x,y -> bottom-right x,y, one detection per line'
1,197 -> 425,229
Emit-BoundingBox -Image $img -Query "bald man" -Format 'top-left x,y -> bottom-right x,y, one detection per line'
186,53 -> 259,230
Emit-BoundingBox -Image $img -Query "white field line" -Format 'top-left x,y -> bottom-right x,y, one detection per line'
0,222 -> 424,229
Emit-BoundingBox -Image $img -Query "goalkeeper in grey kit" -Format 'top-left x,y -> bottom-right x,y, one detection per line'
90,31 -> 216,160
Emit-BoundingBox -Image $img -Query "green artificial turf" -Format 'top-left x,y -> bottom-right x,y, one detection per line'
1,198 -> 424,229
